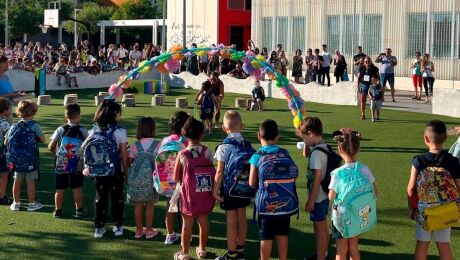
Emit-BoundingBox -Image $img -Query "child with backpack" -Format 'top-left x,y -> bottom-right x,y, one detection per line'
249,119 -> 299,260
0,98 -> 12,205
407,120 -> 460,260
197,81 -> 216,134
329,129 -> 377,260
299,117 -> 339,260
82,99 -> 128,238
173,117 -> 215,260
7,100 -> 45,212
213,111 -> 255,260
155,111 -> 189,245
48,104 -> 88,218
127,117 -> 160,239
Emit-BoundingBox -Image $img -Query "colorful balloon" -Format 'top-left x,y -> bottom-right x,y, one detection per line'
170,44 -> 184,60
108,83 -> 123,99
165,59 -> 181,73
293,116 -> 301,129
138,61 -> 151,73
156,62 -> 169,74
242,62 -> 255,74
251,60 -> 261,70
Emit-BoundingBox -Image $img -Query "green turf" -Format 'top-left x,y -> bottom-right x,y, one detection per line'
0,88 -> 458,259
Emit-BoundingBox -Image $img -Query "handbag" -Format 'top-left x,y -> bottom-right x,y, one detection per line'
342,70 -> 349,81
423,202 -> 460,231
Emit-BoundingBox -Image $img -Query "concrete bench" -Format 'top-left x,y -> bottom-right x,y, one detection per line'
37,95 -> 51,106
175,97 -> 188,109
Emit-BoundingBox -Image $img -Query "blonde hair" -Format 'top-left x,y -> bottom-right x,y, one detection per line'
16,100 -> 38,118
223,110 -> 242,131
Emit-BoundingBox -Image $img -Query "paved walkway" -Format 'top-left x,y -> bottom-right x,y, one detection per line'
381,90 -> 432,114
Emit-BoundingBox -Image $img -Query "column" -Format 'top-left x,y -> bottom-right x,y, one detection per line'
272,0 -> 277,49
287,0 -> 293,52
339,0 -> 345,51
358,0 -> 364,46
381,0 -> 388,49
115,28 -> 120,45
305,0 -> 311,51
100,25 -> 105,46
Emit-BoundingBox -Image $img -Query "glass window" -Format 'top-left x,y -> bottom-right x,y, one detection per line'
326,15 -> 340,54
342,15 -> 359,55
362,15 -> 382,55
262,17 -> 273,50
407,13 -> 427,58
228,0 -> 245,10
431,13 -> 452,58
292,17 -> 306,52
277,17 -> 288,51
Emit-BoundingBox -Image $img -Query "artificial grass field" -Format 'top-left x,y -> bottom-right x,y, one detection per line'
0,88 -> 459,260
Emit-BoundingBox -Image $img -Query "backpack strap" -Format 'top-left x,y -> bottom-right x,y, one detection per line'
134,141 -> 143,154
146,141 -> 158,154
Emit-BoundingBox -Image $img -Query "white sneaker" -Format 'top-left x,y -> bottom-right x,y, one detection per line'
10,202 -> 20,211
164,232 -> 180,245
27,202 -> 43,212
94,227 -> 106,238
112,226 -> 123,237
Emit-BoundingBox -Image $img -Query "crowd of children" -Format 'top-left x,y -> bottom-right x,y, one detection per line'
0,96 -> 459,260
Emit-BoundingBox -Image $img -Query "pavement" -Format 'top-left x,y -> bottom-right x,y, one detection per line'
381,90 -> 432,114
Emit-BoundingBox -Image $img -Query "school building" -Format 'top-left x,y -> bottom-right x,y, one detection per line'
250,0 -> 460,83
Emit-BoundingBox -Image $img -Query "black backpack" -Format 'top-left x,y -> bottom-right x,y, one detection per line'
310,144 -> 342,193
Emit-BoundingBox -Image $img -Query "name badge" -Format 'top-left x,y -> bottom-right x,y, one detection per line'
364,75 -> 370,82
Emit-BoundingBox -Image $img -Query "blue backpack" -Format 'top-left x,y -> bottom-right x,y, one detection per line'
331,162 -> 377,238
55,125 -> 85,174
83,125 -> 120,177
201,92 -> 214,115
220,138 -> 256,199
6,121 -> 39,172
255,148 -> 299,217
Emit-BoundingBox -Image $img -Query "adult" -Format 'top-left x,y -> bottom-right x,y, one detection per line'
304,48 -> 314,84
0,56 -> 23,122
207,55 -> 220,76
353,46 -> 366,78
421,53 -> 435,103
409,51 -> 423,100
357,56 -> 379,120
375,48 -> 398,102
118,44 -> 128,67
276,43 -> 283,56
333,50 -> 347,83
195,71 -> 224,127
198,51 -> 209,74
311,49 -> 324,83
320,44 -> 332,87
186,43 -> 199,76
292,49 -> 303,84
267,51 -> 282,71
228,64 -> 249,79
129,46 -> 143,64
261,47 -> 269,60
279,51 -> 289,77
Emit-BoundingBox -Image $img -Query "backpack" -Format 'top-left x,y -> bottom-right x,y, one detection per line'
127,141 -> 159,202
331,162 -> 377,238
201,92 -> 214,115
309,144 -> 342,193
6,121 -> 39,172
415,152 -> 460,231
55,125 -> 85,174
83,125 -> 120,177
219,138 -> 256,199
255,148 -> 299,217
153,136 -> 187,196
0,117 -> 9,158
180,146 -> 216,216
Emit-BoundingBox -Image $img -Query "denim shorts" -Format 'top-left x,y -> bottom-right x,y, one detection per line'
310,198 -> 329,222
360,84 -> 370,95
380,73 -> 395,88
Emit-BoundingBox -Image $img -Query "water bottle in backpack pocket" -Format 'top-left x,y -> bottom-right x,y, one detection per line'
83,126 -> 120,177
55,125 -> 85,174
255,149 -> 299,217
6,121 -> 39,172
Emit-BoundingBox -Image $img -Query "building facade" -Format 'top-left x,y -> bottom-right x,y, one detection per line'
251,0 -> 460,80
167,0 -> 251,50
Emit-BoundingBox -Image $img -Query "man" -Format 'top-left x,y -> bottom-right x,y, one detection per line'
276,43 -> 283,56
375,48 -> 398,102
129,46 -> 143,64
320,44 -> 332,87
353,46 -> 367,79
228,64 -> 249,79
118,44 -> 128,67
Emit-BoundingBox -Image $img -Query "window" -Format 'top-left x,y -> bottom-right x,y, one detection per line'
262,17 -> 273,50
277,17 -> 288,51
342,15 -> 359,55
407,13 -> 427,58
228,0 -> 251,11
362,15 -> 382,55
292,17 -> 306,51
431,13 -> 452,58
326,15 -> 340,54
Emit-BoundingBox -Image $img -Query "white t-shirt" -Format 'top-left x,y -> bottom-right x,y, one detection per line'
321,52 -> 332,67
214,133 -> 244,162
118,48 -> 127,59
308,143 -> 329,203
87,127 -> 128,150
129,50 -> 143,61
50,123 -> 89,142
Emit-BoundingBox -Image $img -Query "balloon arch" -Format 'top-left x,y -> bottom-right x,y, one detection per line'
108,44 -> 306,128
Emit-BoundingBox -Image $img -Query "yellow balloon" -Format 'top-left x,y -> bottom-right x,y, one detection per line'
139,61 -> 151,73
256,54 -> 265,61
251,60 -> 261,70
293,116 -> 301,129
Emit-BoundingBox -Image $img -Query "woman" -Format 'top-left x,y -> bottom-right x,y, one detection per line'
194,71 -> 224,128
267,51 -> 282,72
279,51 -> 289,77
409,52 -> 423,100
304,49 -> 314,84
292,49 -> 303,84
261,47 -> 269,60
357,56 -> 379,120
421,53 -> 435,103
333,50 -> 347,83
0,56 -> 23,123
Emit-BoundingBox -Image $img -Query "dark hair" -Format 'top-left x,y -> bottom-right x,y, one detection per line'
169,111 -> 190,135
182,117 -> 204,141
314,48 -> 320,53
65,103 -> 81,120
136,116 -> 156,140
0,97 -> 11,113
211,71 -> 220,79
259,119 -> 278,141
0,56 -> 7,64
201,81 -> 211,91
415,51 -> 421,56
300,116 -> 323,136
322,44 -> 327,48
357,46 -> 362,49
93,99 -> 122,127
336,132 -> 361,156
426,120 -> 447,144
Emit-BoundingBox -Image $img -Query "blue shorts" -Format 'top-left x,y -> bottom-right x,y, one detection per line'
310,198 -> 329,222
0,156 -> 8,173
380,73 -> 395,88
360,84 -> 370,95
258,216 -> 291,240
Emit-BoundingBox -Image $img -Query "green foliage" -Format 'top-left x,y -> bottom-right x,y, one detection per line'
7,0 -> 46,38
111,0 -> 160,20
63,2 -> 114,36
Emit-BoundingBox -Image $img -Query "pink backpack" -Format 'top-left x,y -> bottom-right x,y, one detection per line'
180,146 -> 216,216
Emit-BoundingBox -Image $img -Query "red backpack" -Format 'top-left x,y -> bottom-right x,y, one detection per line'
180,146 -> 216,216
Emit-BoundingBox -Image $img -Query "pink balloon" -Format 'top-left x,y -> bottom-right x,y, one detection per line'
108,83 -> 123,99
165,59 -> 180,72
253,69 -> 263,80
246,50 -> 255,57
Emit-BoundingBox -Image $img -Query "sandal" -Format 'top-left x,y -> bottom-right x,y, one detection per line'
196,247 -> 207,259
174,252 -> 190,260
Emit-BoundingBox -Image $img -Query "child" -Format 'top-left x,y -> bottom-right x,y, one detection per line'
368,76 -> 382,122
249,120 -> 299,260
48,104 -> 88,218
0,98 -> 12,205
157,111 -> 190,245
300,117 -> 331,260
407,120 -> 460,260
83,99 -> 128,238
66,59 -> 79,88
127,117 -> 160,239
328,129 -> 377,260
197,81 -> 216,134
54,57 -> 67,86
173,117 -> 215,260
7,100 -> 45,211
246,80 -> 265,111
213,111 -> 255,260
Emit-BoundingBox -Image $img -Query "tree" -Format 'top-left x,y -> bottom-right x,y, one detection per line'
111,0 -> 160,20
63,2 -> 114,36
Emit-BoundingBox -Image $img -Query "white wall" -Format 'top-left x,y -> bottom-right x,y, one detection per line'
433,89 -> 460,118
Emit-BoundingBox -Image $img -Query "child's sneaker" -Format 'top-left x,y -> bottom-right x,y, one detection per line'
0,196 -> 13,205
236,250 -> 245,260
112,226 -> 123,236
10,202 -> 20,211
215,252 -> 238,260
27,202 -> 43,212
53,209 -> 63,218
73,208 -> 87,218
94,227 -> 106,238
135,228 -> 146,239
174,252 -> 190,260
164,232 -> 180,245
376,118 -> 381,122
145,229 -> 159,239
371,118 -> 376,122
